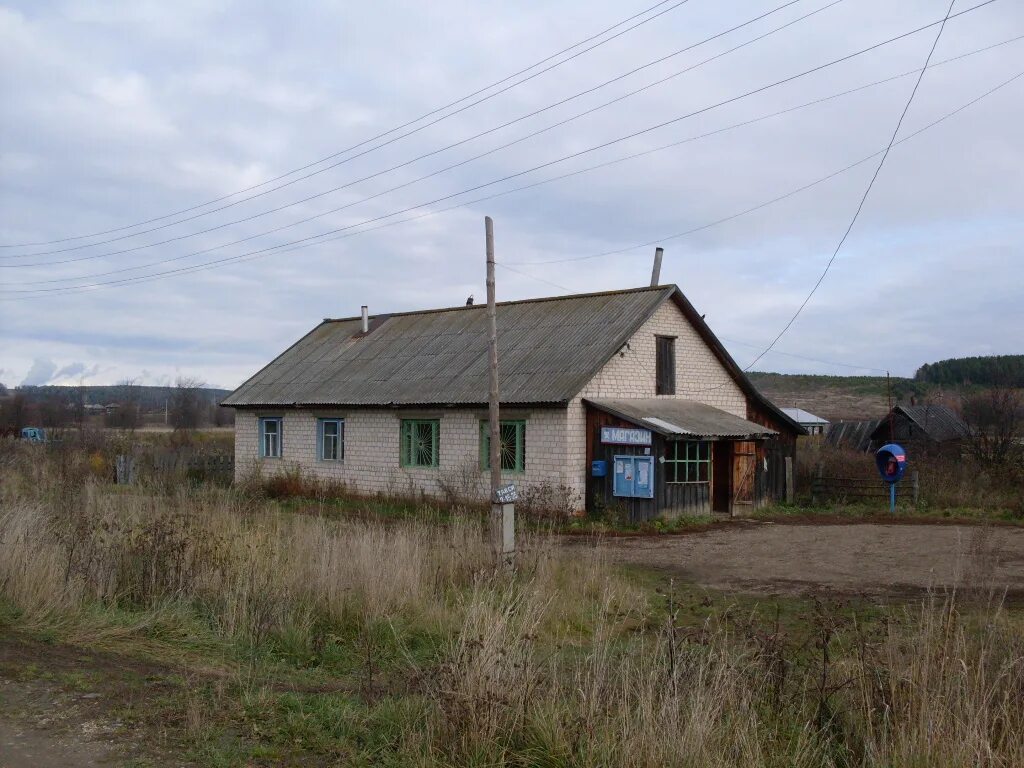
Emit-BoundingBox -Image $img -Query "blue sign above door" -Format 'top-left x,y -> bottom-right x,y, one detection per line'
600,426 -> 652,446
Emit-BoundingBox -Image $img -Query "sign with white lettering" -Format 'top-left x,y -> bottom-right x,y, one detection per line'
600,426 -> 652,446
494,483 -> 518,504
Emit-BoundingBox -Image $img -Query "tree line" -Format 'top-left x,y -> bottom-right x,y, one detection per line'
0,378 -> 233,431
914,355 -> 1024,388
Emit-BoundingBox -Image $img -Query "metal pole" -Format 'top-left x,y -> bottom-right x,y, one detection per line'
485,216 -> 508,558
889,482 -> 896,514
887,371 -> 894,442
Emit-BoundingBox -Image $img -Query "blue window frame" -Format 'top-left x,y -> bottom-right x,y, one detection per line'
259,417 -> 282,458
317,418 -> 344,461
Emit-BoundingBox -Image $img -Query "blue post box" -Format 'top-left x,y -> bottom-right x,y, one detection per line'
591,460 -> 608,477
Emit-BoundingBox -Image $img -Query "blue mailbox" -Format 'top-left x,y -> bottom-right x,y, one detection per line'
875,443 -> 907,483
591,460 -> 608,478
612,455 -> 654,499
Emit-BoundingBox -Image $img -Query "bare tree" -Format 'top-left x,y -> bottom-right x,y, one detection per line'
961,387 -> 1024,465
106,377 -> 142,430
169,377 -> 206,431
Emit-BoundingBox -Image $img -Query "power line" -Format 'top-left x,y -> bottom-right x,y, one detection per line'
0,3 -> 1003,295
4,0 -> 822,263
492,265 -> 890,372
717,337 -> 889,372
3,56 -> 1018,299
11,32 -> 1016,286
741,0 -> 960,372
504,41 -> 1024,265
0,0 -> 694,250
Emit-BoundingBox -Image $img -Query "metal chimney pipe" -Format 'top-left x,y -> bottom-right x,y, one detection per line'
360,305 -> 369,333
650,247 -> 664,287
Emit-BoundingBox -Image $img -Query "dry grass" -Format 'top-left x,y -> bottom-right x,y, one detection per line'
797,440 -> 1024,516
2,438 -> 1023,766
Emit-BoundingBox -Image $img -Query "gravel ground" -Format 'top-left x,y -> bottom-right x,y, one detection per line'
579,522 -> 1024,599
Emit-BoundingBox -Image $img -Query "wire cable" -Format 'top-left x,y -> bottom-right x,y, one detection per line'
0,1 -> 1002,295
3,56 -> 1017,299
12,32 -> 1016,285
4,0 -> 817,262
0,0 -> 693,249
741,0 -> 960,373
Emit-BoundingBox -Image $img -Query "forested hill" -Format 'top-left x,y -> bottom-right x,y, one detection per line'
1,384 -> 230,410
914,355 -> 1024,387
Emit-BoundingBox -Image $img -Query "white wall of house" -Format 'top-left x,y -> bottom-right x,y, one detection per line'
564,300 -> 747,498
234,406 -> 573,504
233,298 -> 748,510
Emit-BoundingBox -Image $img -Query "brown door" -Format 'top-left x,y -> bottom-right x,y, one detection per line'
712,442 -> 730,512
732,441 -> 756,513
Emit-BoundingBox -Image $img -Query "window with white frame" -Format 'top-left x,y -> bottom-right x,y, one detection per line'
318,418 -> 344,461
259,417 -> 282,458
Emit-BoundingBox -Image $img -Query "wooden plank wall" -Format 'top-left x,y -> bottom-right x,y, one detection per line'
585,405 -> 711,522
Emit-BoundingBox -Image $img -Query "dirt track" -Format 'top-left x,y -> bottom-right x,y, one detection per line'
585,522 -> 1024,599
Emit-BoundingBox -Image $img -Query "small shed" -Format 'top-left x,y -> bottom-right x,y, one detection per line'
782,407 -> 830,435
868,403 -> 969,455
585,398 -> 782,520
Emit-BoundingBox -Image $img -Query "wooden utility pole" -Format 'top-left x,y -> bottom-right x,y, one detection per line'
485,216 -> 514,561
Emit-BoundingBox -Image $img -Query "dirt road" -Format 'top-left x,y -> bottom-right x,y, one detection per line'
583,522 -> 1024,598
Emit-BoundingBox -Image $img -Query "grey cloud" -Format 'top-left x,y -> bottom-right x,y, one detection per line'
1,0 -> 1021,386
20,358 -> 57,386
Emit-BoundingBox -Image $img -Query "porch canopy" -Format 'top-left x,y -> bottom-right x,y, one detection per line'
585,398 -> 778,440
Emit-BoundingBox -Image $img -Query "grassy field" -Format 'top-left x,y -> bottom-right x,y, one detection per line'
2,440 -> 1024,767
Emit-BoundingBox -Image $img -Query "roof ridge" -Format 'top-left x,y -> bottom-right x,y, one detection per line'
321,284 -> 675,323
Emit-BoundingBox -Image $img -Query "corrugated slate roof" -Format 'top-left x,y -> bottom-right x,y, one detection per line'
587,398 -> 779,439
223,286 -> 674,407
871,403 -> 969,443
826,420 -> 881,452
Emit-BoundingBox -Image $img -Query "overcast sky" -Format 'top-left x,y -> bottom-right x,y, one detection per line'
1,0 -> 1021,390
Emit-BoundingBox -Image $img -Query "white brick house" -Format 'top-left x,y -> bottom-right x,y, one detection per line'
223,285 -> 803,519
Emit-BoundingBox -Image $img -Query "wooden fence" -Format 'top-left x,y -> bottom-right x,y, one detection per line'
116,449 -> 234,485
811,465 -> 919,507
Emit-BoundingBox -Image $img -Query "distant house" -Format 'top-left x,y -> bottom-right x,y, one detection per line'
868,403 -> 969,454
781,407 -> 829,435
223,285 -> 804,520
825,419 -> 882,452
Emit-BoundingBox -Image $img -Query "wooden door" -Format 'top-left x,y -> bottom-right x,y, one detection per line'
732,441 -> 756,513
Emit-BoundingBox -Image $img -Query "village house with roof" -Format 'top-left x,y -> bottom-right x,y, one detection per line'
222,284 -> 804,520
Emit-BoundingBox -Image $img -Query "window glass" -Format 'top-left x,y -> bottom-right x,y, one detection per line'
480,420 -> 526,473
260,417 -> 282,458
319,418 -> 344,461
401,419 -> 440,467
665,440 -> 710,484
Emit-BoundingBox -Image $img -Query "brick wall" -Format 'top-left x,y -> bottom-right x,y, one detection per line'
234,297 -> 747,511
563,300 -> 747,497
234,407 -> 572,504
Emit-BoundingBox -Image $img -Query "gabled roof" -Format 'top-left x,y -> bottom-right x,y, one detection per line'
781,407 -> 829,425
224,286 -> 675,407
870,403 -> 969,443
587,398 -> 778,440
222,284 -> 802,434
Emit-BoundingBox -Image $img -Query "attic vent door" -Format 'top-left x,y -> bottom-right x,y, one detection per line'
656,336 -> 676,395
